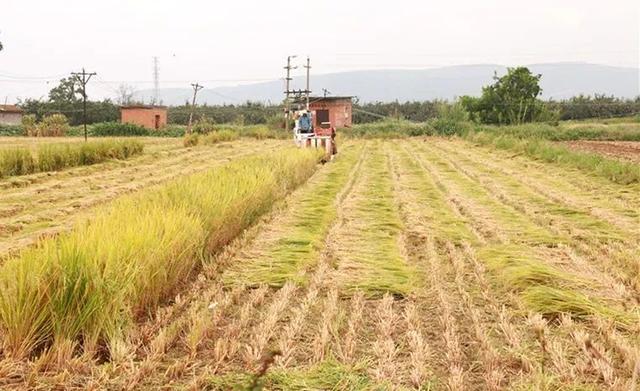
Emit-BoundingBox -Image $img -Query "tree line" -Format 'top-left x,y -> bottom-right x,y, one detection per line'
15,72 -> 640,127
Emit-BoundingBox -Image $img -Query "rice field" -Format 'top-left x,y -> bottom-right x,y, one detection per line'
0,137 -> 639,390
0,137 -> 286,258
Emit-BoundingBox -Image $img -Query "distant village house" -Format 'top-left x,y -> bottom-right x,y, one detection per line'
120,105 -> 167,130
0,105 -> 23,125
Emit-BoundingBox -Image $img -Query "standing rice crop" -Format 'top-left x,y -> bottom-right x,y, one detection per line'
0,148 -> 321,359
0,139 -> 144,178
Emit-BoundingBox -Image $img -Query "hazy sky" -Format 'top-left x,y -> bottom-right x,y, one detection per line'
1,0 -> 638,101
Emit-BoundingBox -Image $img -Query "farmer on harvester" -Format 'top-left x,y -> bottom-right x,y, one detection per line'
298,112 -> 312,133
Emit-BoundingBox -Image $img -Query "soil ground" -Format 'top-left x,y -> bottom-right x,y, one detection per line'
564,140 -> 640,163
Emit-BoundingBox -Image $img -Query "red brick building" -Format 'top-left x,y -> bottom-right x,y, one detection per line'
120,105 -> 167,130
308,97 -> 353,128
0,104 -> 23,125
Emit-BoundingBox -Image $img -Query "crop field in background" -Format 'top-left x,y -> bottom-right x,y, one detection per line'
0,134 -> 639,390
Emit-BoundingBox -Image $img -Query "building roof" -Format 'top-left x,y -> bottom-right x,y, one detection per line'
120,105 -> 167,110
0,105 -> 23,113
308,96 -> 353,102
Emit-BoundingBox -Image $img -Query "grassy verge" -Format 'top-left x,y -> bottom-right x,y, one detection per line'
0,148 -> 322,359
0,139 -> 144,178
223,144 -> 362,287
474,121 -> 640,141
466,132 -> 640,185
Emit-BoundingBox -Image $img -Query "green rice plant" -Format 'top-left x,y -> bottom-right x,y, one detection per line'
522,287 -> 634,326
337,144 -> 418,297
479,244 -> 578,291
477,244 -> 633,326
0,148 -> 322,359
223,144 -> 362,287
0,148 -> 35,177
342,119 -> 432,138
0,140 -> 144,179
392,146 -> 477,246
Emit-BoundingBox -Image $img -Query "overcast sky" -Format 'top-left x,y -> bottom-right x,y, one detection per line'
1,0 -> 638,102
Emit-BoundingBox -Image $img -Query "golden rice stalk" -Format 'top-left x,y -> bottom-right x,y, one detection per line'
340,291 -> 365,363
213,285 -> 268,366
372,293 -> 398,382
404,302 -> 431,388
312,287 -> 340,363
244,282 -> 296,367
276,260 -> 328,367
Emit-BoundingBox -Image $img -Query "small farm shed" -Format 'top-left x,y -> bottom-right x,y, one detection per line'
0,105 -> 23,125
120,105 -> 167,130
308,96 -> 353,128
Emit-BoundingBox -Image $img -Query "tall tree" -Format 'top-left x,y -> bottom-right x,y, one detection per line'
461,67 -> 544,125
48,77 -> 81,104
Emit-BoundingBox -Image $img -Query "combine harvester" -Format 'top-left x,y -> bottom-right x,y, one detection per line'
284,56 -> 338,159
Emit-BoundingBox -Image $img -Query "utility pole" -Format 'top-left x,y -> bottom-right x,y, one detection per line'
187,83 -> 204,134
71,68 -> 96,142
304,57 -> 311,110
153,57 -> 159,105
284,55 -> 297,133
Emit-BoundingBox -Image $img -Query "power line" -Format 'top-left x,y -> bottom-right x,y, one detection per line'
71,68 -> 96,141
187,82 -> 204,134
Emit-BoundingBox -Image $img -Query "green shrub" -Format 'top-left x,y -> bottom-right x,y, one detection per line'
91,122 -> 149,137
156,125 -> 185,137
0,124 -> 24,136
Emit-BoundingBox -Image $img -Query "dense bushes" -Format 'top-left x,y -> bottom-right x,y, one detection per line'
0,139 -> 144,178
0,149 -> 321,359
549,95 -> 640,121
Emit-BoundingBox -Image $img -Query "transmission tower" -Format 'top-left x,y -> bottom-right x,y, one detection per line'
153,56 -> 159,105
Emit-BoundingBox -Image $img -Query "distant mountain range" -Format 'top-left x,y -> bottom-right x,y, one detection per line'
136,63 -> 639,105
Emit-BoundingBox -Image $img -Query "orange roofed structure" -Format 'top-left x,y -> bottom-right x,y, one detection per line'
120,105 -> 167,130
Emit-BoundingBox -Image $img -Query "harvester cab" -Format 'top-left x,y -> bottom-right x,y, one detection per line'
293,109 -> 337,157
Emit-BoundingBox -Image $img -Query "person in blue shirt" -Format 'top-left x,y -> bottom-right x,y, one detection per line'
299,112 -> 312,133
